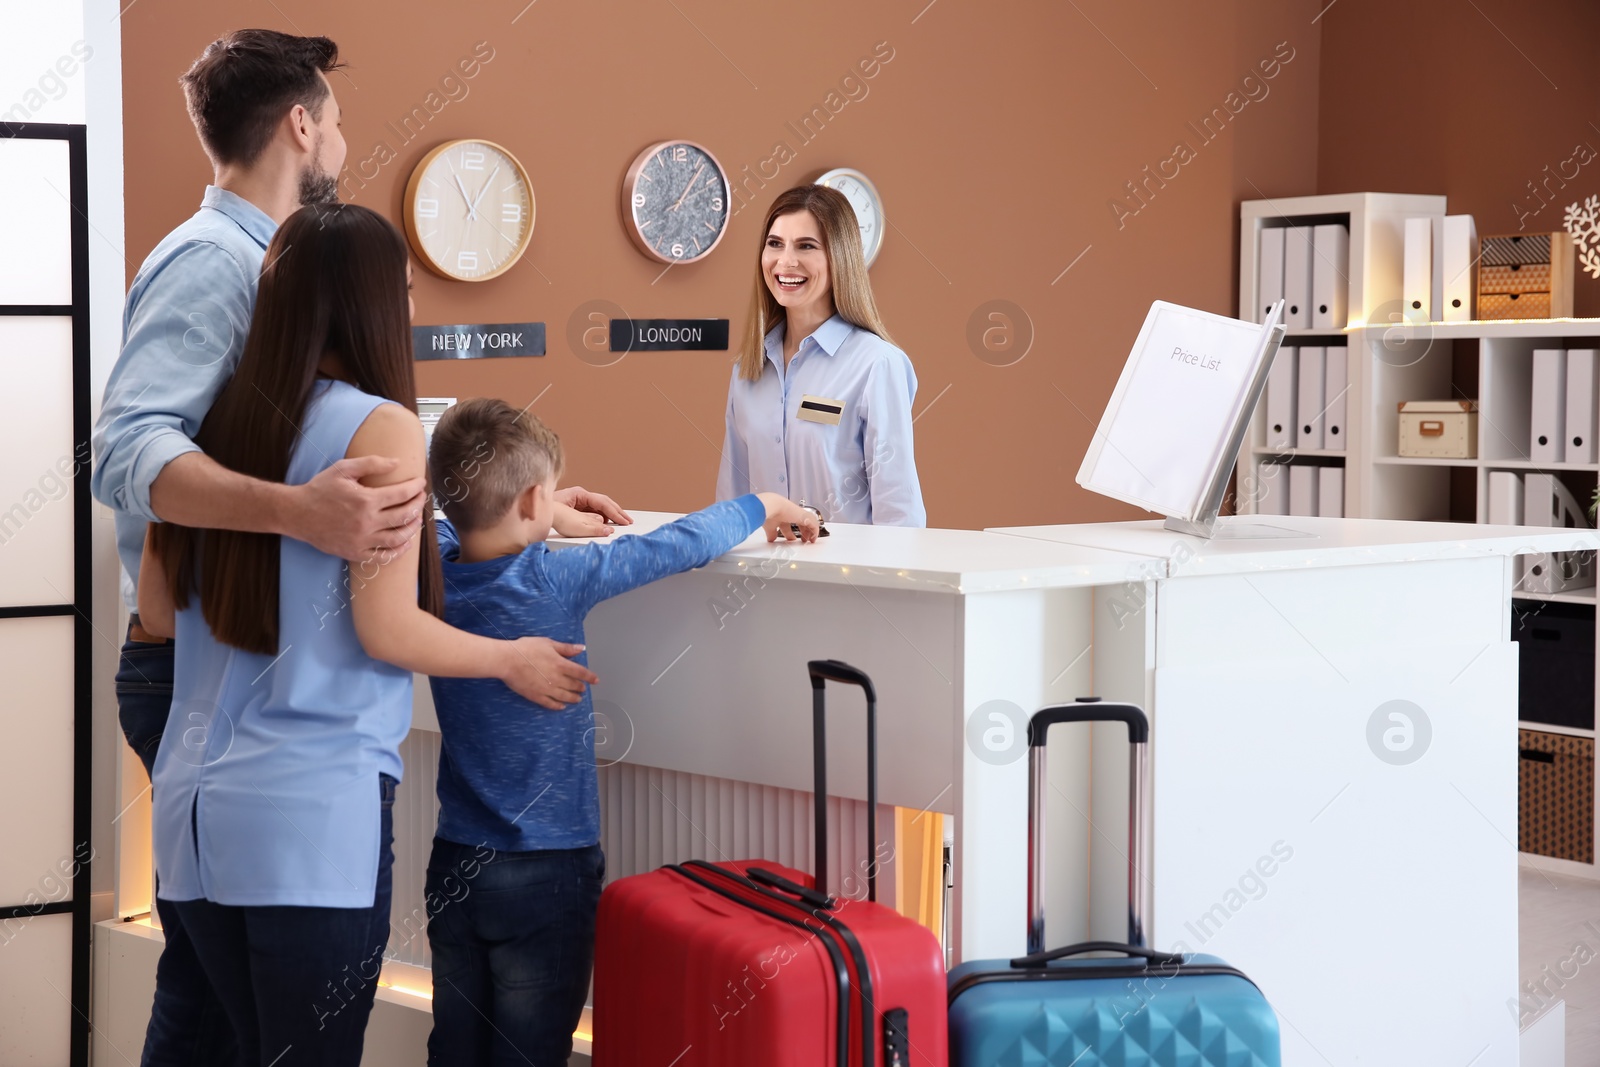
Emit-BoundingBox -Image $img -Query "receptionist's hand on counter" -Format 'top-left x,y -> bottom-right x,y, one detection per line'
758,492 -> 821,543
555,485 -> 633,529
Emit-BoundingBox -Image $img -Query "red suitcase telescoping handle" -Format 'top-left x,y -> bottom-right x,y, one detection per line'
807,658 -> 879,903
1026,699 -> 1150,954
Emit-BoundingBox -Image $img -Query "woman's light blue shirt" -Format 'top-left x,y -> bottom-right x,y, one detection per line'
152,379 -> 412,908
716,315 -> 926,526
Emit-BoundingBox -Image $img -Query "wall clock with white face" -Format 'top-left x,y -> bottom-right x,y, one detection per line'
815,167 -> 885,268
403,139 -> 535,282
621,140 -> 731,264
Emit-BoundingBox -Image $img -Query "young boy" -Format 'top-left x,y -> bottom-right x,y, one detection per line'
422,397 -> 818,1066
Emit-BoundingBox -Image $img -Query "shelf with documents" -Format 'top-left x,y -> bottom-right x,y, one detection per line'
1238,194 -> 1600,879
1250,446 -> 1347,459
1236,192 -> 1447,519
1372,455 -> 1477,467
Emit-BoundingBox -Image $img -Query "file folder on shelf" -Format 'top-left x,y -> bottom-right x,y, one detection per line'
1284,225 -> 1313,330
1403,217 -> 1433,322
1487,470 -> 1523,526
1317,466 -> 1344,518
1531,348 -> 1568,464
1440,215 -> 1477,322
1288,464 -> 1318,516
1257,462 -> 1287,515
1297,346 -> 1325,450
1265,345 -> 1298,451
1323,346 -> 1348,452
1257,227 -> 1285,325
1521,472 -> 1597,593
1311,224 -> 1349,330
1566,348 -> 1597,465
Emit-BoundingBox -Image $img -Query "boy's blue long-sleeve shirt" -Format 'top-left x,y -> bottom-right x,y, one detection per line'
430,495 -> 768,853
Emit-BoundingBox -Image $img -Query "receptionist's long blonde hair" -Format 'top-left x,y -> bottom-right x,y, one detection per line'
736,185 -> 894,382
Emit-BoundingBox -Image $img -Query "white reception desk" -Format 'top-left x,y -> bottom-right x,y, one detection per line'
100,513 -> 1593,1067
538,512 -> 1589,1067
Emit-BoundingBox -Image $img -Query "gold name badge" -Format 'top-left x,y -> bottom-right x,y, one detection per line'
796,394 -> 844,425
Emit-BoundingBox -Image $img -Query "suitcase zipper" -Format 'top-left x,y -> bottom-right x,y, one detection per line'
947,960 -> 1261,1003
665,864 -> 853,1066
684,861 -> 883,1067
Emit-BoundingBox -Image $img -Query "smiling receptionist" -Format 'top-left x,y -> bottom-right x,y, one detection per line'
715,185 -> 926,526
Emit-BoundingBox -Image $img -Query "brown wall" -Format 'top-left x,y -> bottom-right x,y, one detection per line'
121,0 -> 1326,528
1316,0 -> 1600,317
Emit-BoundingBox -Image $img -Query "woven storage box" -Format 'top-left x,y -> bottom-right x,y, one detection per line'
1519,728 -> 1594,864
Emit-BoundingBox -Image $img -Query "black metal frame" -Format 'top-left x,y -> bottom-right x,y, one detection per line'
0,120 -> 92,1067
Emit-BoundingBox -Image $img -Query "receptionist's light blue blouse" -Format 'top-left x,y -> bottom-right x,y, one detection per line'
716,315 -> 926,526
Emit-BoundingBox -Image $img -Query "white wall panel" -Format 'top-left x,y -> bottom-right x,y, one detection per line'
0,617 -> 76,903
0,140 -> 74,305
0,912 -> 72,1063
0,316 -> 76,606
0,4 -> 86,126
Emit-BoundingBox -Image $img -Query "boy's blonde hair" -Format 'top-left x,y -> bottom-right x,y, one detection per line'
428,397 -> 564,531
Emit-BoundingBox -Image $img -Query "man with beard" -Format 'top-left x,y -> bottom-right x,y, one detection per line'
92,30 -> 609,1063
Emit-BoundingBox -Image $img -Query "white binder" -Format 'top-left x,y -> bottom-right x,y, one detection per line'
1403,217 -> 1433,321
1323,346 -> 1348,452
1288,464 -> 1318,516
1257,462 -> 1287,515
1257,227 -> 1285,325
1265,345 -> 1298,450
1531,348 -> 1567,463
1317,466 -> 1344,518
1440,215 -> 1477,322
1565,348 -> 1597,464
1297,346 -> 1325,450
1310,224 -> 1349,330
1284,225 -> 1313,330
1487,470 -> 1523,526
1524,472 -> 1556,526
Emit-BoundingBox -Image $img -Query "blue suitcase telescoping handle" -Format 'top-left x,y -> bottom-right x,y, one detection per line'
1027,699 -> 1151,954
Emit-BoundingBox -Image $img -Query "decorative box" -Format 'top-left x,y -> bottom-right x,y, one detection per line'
1519,728 -> 1594,864
1397,399 -> 1477,458
1478,233 -> 1574,319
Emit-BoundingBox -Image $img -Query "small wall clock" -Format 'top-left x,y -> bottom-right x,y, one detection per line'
815,167 -> 885,268
403,139 -> 535,282
621,140 -> 731,264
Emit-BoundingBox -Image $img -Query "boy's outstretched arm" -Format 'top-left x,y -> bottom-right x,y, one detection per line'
546,493 -> 818,618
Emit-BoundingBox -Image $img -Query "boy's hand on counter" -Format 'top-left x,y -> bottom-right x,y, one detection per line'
552,502 -> 614,538
757,492 -> 820,543
499,637 -> 597,709
555,486 -> 633,527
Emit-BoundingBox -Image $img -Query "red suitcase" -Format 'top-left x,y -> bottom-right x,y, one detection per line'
592,659 -> 948,1067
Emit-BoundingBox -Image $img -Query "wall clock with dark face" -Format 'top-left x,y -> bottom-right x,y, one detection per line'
621,140 -> 731,265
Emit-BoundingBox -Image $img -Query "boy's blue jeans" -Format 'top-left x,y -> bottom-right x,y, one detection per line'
425,837 -> 604,1067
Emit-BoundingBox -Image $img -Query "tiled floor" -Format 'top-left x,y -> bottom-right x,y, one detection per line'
1520,864 -> 1600,1062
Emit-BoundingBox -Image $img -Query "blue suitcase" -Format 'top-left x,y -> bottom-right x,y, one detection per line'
947,700 -> 1281,1066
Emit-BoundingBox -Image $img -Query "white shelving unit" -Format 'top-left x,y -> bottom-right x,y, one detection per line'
1238,194 -> 1600,880
1236,192 -> 1447,519
1355,317 -> 1600,882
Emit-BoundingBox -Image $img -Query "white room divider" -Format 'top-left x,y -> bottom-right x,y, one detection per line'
0,120 -> 92,1067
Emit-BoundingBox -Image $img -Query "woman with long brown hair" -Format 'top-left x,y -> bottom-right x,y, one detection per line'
136,203 -> 571,1066
715,183 -> 925,525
